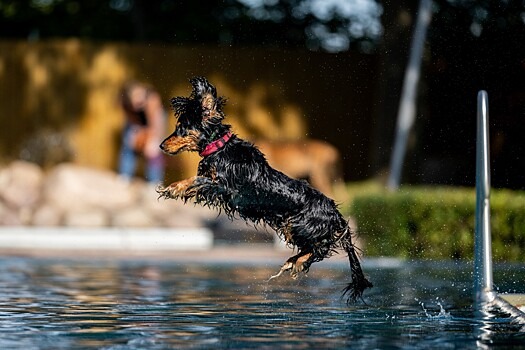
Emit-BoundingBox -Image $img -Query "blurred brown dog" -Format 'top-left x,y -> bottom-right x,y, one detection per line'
255,139 -> 344,198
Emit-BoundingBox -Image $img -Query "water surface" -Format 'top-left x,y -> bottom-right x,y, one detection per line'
0,257 -> 524,349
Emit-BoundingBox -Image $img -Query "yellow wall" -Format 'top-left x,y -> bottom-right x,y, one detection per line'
0,40 -> 377,180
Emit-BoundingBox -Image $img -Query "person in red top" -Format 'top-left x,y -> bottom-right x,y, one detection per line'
118,80 -> 166,184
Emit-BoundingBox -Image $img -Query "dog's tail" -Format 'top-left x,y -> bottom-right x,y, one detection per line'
341,227 -> 373,303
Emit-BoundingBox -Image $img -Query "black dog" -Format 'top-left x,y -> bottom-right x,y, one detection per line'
157,77 -> 372,302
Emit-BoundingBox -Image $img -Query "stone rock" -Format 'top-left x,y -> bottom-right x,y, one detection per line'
141,183 -> 218,225
0,201 -> 23,225
0,160 -> 222,232
18,206 -> 33,225
64,208 -> 108,227
43,163 -> 139,212
139,183 -> 179,218
32,203 -> 62,226
210,214 -> 273,244
162,202 -> 212,228
111,206 -> 155,227
163,212 -> 204,228
0,160 -> 44,209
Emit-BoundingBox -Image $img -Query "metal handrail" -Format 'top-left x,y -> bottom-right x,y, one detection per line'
473,90 -> 525,322
474,90 -> 494,302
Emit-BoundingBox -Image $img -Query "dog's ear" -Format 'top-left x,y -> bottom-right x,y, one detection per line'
201,92 -> 216,112
189,77 -> 226,123
190,77 -> 217,100
201,95 -> 226,124
170,96 -> 190,118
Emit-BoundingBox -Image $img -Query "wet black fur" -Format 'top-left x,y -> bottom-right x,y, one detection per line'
160,77 -> 372,303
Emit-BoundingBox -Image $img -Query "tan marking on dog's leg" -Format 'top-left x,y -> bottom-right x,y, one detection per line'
290,252 -> 313,279
156,176 -> 197,199
283,225 -> 294,245
267,261 -> 294,282
296,253 -> 312,269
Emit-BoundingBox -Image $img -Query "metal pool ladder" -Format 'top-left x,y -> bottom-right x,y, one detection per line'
474,90 -> 525,321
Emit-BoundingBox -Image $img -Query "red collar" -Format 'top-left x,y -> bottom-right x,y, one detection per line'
199,132 -> 233,157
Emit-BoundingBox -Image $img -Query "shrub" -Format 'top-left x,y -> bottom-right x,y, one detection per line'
348,185 -> 525,261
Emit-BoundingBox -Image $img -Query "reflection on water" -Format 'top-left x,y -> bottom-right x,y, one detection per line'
0,257 -> 524,349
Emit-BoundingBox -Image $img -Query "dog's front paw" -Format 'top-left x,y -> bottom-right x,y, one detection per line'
156,177 -> 203,201
156,185 -> 180,200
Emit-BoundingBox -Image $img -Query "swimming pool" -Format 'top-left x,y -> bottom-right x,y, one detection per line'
0,256 -> 524,349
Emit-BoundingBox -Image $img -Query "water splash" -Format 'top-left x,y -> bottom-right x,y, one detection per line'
418,298 -> 451,319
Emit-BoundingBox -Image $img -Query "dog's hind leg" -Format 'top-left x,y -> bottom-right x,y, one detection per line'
291,252 -> 313,278
268,251 -> 313,281
267,261 -> 294,281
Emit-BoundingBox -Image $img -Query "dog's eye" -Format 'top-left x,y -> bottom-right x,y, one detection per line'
175,127 -> 186,137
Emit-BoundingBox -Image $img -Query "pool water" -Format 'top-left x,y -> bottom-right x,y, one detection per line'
0,256 -> 524,349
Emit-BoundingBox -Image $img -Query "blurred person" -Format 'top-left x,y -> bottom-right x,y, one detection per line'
118,81 -> 166,184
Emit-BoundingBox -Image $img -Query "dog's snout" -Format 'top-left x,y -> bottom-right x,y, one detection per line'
159,138 -> 173,154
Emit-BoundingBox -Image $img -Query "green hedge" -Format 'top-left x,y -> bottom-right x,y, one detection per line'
347,185 -> 525,261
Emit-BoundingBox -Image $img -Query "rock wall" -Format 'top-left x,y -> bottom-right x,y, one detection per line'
0,161 -> 217,229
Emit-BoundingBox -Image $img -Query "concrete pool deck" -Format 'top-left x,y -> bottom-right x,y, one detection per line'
0,226 -> 382,268
0,226 -> 214,251
0,226 -> 293,262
